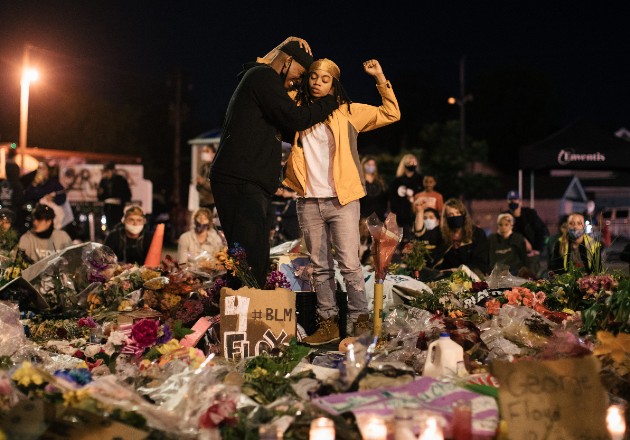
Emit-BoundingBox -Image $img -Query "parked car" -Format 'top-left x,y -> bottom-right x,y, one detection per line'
601,207 -> 630,239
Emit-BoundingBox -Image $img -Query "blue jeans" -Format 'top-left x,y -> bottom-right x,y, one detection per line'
297,198 -> 367,321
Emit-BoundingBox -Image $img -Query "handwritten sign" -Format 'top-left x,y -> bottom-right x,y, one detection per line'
491,356 -> 608,440
220,286 -> 296,359
312,377 -> 499,438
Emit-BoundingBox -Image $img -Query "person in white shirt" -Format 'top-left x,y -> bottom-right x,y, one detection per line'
18,203 -> 72,262
177,208 -> 225,267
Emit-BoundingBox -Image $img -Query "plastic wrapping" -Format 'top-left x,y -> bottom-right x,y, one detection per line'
0,301 -> 29,357
367,213 -> 403,282
485,263 -> 528,289
18,242 -> 114,313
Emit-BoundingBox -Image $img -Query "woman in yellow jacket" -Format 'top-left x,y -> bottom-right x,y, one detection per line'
283,58 -> 400,345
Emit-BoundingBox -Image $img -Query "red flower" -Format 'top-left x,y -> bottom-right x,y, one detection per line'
131,319 -> 159,348
199,398 -> 237,429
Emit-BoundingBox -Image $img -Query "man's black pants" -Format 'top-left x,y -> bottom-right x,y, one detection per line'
212,180 -> 272,288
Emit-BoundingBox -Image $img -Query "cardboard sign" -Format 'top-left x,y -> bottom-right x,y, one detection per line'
312,376 -> 499,437
220,287 -> 296,359
491,356 -> 608,440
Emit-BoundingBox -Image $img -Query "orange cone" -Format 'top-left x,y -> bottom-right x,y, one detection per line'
144,223 -> 165,267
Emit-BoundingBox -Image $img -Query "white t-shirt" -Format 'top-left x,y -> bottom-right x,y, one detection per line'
300,123 -> 336,198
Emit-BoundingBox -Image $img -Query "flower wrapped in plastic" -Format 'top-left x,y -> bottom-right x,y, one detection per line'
366,212 -> 403,283
366,212 -> 402,337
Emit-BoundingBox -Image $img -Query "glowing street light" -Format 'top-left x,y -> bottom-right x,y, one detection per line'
19,61 -> 39,173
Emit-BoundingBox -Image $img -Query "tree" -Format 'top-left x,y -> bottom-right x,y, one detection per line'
417,120 -> 500,200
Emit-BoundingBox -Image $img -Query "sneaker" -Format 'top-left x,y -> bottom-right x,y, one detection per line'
302,316 -> 340,346
352,314 -> 372,337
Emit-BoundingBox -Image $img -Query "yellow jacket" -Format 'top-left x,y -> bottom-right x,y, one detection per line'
283,81 -> 401,205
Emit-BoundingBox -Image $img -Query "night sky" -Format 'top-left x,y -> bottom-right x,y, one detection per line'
1,1 -> 628,158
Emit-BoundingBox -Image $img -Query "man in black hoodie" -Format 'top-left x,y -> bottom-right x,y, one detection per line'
211,37 -> 339,287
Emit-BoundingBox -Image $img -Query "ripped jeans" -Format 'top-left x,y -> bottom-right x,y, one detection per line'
297,198 -> 367,321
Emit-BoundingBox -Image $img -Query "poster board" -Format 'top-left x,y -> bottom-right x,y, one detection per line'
491,356 -> 608,440
220,287 -> 296,359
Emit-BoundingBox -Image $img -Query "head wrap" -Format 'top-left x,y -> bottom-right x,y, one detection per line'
279,41 -> 313,69
309,58 -> 341,80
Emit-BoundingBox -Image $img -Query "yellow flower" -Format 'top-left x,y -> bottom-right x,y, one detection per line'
11,361 -> 47,388
157,339 -> 181,355
188,348 -> 205,369
593,331 -> 630,364
62,388 -> 90,406
462,280 -> 473,291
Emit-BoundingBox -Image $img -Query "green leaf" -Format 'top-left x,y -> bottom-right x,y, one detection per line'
172,320 -> 194,339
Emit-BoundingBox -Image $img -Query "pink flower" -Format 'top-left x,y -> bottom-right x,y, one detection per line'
521,290 -> 535,307
486,299 -> 501,315
131,319 -> 159,348
534,291 -> 546,305
199,397 -> 237,428
504,289 -> 522,305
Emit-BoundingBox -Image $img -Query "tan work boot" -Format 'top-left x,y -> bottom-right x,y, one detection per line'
352,314 -> 372,337
302,316 -> 340,346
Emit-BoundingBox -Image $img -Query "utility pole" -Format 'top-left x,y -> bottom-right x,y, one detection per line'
459,56 -> 466,151
172,71 -> 182,207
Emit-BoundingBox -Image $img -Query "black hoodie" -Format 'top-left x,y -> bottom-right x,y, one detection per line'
211,63 -> 338,195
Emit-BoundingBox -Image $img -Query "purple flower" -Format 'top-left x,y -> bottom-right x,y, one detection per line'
131,319 -> 160,348
77,316 -> 98,329
156,323 -> 173,345
264,270 -> 291,290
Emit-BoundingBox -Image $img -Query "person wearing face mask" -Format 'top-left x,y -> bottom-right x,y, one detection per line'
283,58 -> 400,345
548,212 -> 601,275
488,213 -> 528,275
18,203 -> 72,263
177,208 -> 225,266
359,156 -> 388,221
196,146 -> 217,211
411,203 -> 442,269
388,153 -> 423,240
211,37 -> 339,289
103,205 -> 153,265
432,198 -> 489,277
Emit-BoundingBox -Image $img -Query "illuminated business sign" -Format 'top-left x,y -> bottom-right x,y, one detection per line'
557,148 -> 606,165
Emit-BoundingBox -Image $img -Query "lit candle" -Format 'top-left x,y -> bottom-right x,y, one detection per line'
607,405 -> 626,440
310,417 -> 335,440
363,415 -> 387,440
418,416 -> 444,440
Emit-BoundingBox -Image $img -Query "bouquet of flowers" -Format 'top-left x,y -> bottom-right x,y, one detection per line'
215,243 -> 260,289
400,240 -> 431,275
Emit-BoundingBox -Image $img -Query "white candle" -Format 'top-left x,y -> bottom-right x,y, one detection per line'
310,417 -> 335,440
418,416 -> 444,440
363,415 -> 387,440
607,405 -> 626,440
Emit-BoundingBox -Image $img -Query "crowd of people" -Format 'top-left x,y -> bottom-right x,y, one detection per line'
1,36 -> 617,350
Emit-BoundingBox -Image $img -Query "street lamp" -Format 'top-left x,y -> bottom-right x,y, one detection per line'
448,56 -> 473,151
19,67 -> 39,174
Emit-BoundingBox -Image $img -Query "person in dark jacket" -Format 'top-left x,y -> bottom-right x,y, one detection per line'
98,161 -> 132,231
505,190 -> 549,276
359,156 -> 388,221
210,37 -> 339,287
104,205 -> 153,265
388,153 -> 423,240
488,213 -> 528,275
433,198 -> 489,277
1,148 -> 25,233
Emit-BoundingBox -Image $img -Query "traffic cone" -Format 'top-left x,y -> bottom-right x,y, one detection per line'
144,223 -> 165,267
